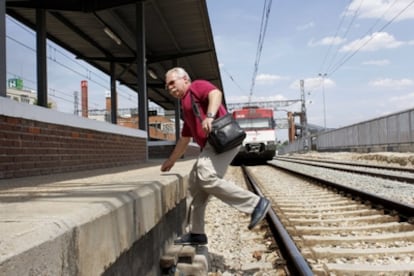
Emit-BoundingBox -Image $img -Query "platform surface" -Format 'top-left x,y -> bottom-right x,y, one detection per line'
0,158 -> 195,276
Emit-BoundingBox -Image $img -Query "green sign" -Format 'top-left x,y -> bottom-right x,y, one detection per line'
8,78 -> 23,90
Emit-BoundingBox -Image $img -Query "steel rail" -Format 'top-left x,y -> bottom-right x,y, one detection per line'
276,156 -> 414,183
277,156 -> 414,172
241,165 -> 313,276
269,162 -> 414,221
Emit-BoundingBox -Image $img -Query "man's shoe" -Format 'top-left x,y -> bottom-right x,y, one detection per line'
248,197 -> 270,230
174,233 -> 208,245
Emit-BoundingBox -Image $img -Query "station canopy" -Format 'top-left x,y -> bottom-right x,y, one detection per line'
5,0 -> 223,111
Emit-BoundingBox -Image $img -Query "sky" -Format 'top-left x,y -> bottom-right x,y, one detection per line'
5,0 -> 414,142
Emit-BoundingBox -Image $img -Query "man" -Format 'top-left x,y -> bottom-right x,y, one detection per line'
161,67 -> 270,245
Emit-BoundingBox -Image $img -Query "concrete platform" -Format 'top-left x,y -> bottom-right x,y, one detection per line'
0,159 -> 196,276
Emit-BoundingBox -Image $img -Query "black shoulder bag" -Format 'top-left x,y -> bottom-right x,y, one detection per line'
190,92 -> 246,153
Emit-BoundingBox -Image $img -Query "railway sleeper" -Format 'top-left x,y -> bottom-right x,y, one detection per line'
293,221 -> 414,235
276,199 -> 353,207
282,209 -> 382,218
310,244 -> 414,258
301,230 -> 414,246
323,263 -> 414,275
273,189 -> 333,196
279,203 -> 365,212
287,214 -> 399,226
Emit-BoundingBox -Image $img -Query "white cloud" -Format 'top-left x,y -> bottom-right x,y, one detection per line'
296,21 -> 315,31
255,73 -> 285,85
369,78 -> 414,89
227,94 -> 287,103
308,36 -> 346,47
340,32 -> 404,52
346,0 -> 414,21
289,77 -> 336,91
362,59 -> 390,66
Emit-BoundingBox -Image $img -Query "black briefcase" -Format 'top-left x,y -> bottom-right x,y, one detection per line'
208,113 -> 246,153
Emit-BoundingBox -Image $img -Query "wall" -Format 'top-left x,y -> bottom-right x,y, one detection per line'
279,107 -> 414,154
0,97 -> 147,179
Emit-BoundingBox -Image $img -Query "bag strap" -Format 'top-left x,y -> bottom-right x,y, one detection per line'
190,90 -> 228,122
190,91 -> 203,123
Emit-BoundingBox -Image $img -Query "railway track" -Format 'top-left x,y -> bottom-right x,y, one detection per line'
276,156 -> 414,184
242,163 -> 414,275
272,158 -> 414,212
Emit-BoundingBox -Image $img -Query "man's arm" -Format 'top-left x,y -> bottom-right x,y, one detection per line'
160,136 -> 191,172
202,89 -> 223,134
207,89 -> 222,116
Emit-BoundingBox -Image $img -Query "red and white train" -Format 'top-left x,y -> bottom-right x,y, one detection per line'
232,106 -> 276,164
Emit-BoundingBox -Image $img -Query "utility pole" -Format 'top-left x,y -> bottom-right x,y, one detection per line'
300,80 -> 309,151
318,73 -> 327,129
74,91 -> 79,115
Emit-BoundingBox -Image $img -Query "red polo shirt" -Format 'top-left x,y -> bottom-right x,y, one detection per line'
181,80 -> 227,148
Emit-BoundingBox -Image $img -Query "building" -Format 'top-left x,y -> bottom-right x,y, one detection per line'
88,95 -> 177,141
6,78 -> 57,108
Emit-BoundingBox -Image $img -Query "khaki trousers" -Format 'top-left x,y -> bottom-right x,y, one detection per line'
187,143 -> 260,234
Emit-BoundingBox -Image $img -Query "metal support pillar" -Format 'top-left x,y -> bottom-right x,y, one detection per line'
110,62 -> 117,124
174,99 -> 181,142
0,0 -> 6,97
136,1 -> 148,160
136,2 -> 147,132
36,9 -> 48,107
171,60 -> 181,142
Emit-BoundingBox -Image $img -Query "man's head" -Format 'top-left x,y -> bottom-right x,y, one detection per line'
165,67 -> 191,98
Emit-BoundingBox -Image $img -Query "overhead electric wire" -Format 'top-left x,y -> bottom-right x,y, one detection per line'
221,67 -> 248,95
324,0 -> 365,74
318,0 -> 353,75
325,0 -> 392,75
6,18 -> 138,108
9,16 -> 107,84
248,0 -> 273,103
328,0 -> 414,77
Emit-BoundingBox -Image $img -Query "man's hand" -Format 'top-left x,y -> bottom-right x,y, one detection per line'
161,159 -> 175,172
202,117 -> 214,134
160,136 -> 191,172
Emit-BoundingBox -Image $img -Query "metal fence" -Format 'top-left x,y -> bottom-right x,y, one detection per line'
278,108 -> 414,155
